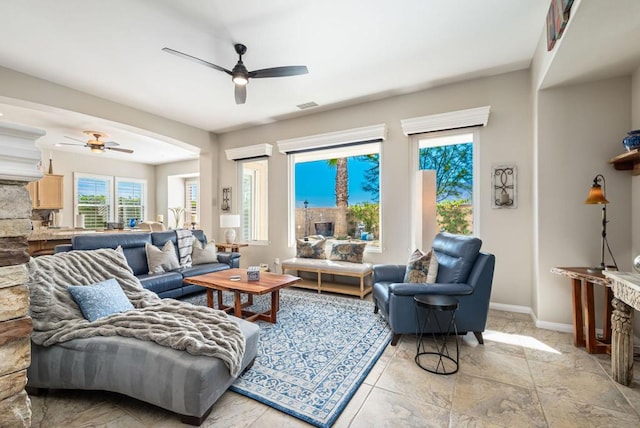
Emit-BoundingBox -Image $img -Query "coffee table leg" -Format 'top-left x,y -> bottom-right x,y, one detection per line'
206,289 -> 213,308
234,291 -> 243,318
270,290 -> 280,323
217,290 -> 224,310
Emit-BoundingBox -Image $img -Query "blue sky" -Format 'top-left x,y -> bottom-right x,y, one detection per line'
295,158 -> 376,208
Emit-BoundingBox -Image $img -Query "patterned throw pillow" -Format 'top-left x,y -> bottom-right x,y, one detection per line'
192,239 -> 218,265
145,241 -> 180,274
329,242 -> 367,263
67,278 -> 134,322
404,249 -> 439,283
296,238 -> 326,259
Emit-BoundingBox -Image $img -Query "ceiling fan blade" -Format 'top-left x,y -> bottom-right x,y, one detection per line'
55,142 -> 84,147
103,140 -> 120,147
106,147 -> 134,154
235,84 -> 247,105
64,135 -> 86,143
249,65 -> 308,79
162,47 -> 232,76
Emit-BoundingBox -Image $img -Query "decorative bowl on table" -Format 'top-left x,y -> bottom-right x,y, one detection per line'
623,130 -> 640,151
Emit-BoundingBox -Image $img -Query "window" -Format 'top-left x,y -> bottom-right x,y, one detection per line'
291,142 -> 381,247
74,173 -> 147,228
185,178 -> 199,219
75,174 -> 112,229
239,159 -> 268,242
416,130 -> 477,235
115,178 -> 146,225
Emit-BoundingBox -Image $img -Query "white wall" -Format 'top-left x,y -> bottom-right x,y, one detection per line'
0,66 -> 218,233
536,77 -> 632,325
155,159 -> 199,227
218,70 -> 534,307
43,149 -> 155,227
632,66 -> 640,259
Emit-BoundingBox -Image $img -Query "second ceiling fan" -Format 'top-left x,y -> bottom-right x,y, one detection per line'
162,43 -> 308,104
56,131 -> 134,154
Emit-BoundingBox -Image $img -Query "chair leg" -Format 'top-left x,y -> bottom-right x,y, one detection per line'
473,331 -> 484,345
390,333 -> 401,346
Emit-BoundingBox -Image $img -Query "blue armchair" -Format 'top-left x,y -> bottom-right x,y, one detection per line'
373,232 -> 495,346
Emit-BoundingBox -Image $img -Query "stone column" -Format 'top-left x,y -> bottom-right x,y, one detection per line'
611,297 -> 634,386
0,122 -> 45,427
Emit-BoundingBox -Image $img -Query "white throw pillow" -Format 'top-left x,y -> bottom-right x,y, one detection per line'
192,239 -> 218,265
145,241 -> 180,274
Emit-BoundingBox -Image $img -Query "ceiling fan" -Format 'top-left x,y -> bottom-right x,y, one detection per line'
56,131 -> 134,154
162,43 -> 308,104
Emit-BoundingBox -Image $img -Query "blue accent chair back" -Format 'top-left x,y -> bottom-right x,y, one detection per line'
372,232 -> 495,346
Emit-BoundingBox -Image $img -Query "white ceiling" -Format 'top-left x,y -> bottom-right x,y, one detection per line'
0,1 -> 554,164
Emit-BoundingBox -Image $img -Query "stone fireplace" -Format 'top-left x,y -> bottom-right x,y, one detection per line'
0,121 -> 45,427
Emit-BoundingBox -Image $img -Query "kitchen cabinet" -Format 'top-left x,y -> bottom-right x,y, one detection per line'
27,174 -> 64,209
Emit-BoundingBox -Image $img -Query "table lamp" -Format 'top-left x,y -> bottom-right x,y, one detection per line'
220,214 -> 240,244
584,174 -> 617,272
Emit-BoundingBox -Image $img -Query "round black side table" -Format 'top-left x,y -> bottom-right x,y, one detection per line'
414,294 -> 460,375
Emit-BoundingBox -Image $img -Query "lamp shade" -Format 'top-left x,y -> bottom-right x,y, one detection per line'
584,184 -> 609,204
220,214 -> 240,228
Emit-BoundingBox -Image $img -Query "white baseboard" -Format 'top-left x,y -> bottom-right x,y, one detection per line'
490,302 -> 640,343
489,302 -> 533,315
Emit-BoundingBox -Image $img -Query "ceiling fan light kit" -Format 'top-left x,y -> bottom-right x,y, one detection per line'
163,43 -> 308,104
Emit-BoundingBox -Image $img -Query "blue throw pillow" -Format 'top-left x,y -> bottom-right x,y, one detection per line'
67,278 -> 134,322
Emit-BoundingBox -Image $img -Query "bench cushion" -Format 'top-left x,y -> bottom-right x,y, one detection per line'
282,257 -> 372,274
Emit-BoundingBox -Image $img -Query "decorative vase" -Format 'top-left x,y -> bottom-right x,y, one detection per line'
129,218 -> 137,228
622,130 -> 640,151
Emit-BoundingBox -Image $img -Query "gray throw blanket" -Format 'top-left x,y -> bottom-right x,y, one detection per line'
27,248 -> 246,376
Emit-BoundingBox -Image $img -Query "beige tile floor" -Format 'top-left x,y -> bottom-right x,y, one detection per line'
29,308 -> 640,427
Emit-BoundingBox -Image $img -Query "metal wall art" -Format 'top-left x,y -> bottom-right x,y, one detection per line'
221,187 -> 231,212
492,164 -> 517,209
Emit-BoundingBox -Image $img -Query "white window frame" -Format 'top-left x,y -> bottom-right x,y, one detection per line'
74,173 -> 148,228
410,128 -> 480,236
74,173 -> 113,228
277,124 -> 387,250
115,177 -> 147,225
288,142 -> 382,252
185,178 -> 199,223
237,158 -> 269,244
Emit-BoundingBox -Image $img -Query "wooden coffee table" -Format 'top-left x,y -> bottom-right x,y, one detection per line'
184,268 -> 300,323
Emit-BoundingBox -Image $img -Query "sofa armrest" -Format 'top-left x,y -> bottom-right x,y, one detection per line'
388,282 -> 474,296
54,244 -> 73,253
216,252 -> 240,268
373,264 -> 406,283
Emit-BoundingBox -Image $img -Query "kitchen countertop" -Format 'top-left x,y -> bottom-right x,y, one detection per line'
28,228 -> 146,241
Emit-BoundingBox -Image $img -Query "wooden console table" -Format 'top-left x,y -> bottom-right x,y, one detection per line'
551,267 -> 612,354
602,271 -> 640,386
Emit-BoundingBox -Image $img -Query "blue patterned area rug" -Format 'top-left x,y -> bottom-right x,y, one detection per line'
184,288 -> 391,427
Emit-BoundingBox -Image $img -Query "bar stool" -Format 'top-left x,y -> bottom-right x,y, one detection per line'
414,294 -> 460,375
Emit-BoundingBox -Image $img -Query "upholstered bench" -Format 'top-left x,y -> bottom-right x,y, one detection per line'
281,258 -> 373,299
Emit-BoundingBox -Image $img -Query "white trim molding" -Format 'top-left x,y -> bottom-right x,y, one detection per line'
225,143 -> 273,161
400,106 -> 491,136
0,121 -> 45,182
277,123 -> 387,154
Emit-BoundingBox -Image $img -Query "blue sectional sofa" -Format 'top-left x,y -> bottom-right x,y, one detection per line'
55,230 -> 239,298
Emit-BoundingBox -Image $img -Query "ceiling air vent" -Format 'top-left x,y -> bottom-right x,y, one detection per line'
297,101 -> 319,110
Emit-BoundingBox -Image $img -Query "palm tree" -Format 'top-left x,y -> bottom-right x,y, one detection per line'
327,158 -> 348,237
